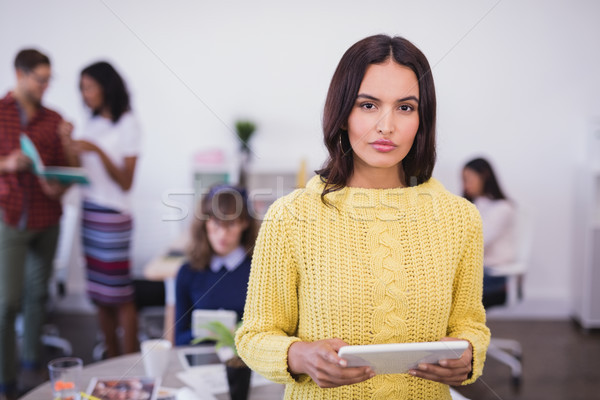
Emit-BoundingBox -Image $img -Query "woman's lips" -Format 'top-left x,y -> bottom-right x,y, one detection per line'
371,139 -> 396,152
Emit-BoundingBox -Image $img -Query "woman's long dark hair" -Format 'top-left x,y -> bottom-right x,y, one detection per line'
80,61 -> 130,123
316,35 -> 437,204
187,184 -> 258,271
463,158 -> 507,202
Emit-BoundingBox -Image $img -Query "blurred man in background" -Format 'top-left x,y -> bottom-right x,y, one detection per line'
0,48 -> 72,399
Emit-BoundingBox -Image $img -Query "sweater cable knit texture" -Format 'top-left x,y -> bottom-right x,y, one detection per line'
236,176 -> 490,400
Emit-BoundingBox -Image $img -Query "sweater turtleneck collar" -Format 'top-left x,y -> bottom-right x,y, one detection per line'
305,175 -> 445,211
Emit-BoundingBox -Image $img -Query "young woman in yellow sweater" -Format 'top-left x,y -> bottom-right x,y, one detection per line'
236,35 -> 490,399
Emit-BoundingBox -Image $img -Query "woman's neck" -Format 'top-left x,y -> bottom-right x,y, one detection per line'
98,107 -> 112,120
347,163 -> 406,189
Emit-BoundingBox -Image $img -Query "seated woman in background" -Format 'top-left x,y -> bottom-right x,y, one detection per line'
174,184 -> 258,346
462,157 -> 517,308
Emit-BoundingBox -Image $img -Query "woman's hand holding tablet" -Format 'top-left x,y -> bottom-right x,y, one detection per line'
338,338 -> 471,378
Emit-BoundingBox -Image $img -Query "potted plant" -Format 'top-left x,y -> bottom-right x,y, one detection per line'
192,321 -> 251,400
234,120 -> 256,186
234,120 -> 256,153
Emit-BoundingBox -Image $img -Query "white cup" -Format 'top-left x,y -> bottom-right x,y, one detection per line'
140,339 -> 172,378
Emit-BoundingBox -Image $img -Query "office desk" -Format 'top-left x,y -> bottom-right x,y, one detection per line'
144,254 -> 185,282
19,349 -> 284,400
143,232 -> 189,282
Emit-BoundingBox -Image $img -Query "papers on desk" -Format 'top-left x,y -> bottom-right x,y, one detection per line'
86,376 -> 159,400
156,386 -> 217,400
178,387 -> 217,400
176,364 -> 271,397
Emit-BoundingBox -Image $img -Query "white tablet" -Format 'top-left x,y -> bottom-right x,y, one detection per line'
338,340 -> 469,374
191,309 -> 237,339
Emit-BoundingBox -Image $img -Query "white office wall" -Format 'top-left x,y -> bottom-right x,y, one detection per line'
1,0 -> 599,316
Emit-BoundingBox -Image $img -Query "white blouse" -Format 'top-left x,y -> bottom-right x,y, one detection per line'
77,112 -> 142,213
474,196 -> 517,267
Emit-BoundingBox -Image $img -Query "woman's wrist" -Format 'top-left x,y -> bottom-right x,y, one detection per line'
287,341 -> 307,376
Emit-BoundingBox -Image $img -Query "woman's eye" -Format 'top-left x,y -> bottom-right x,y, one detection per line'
361,103 -> 376,110
399,104 -> 414,112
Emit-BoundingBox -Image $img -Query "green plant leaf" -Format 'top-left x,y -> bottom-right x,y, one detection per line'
190,320 -> 237,354
190,335 -> 219,345
234,120 -> 256,150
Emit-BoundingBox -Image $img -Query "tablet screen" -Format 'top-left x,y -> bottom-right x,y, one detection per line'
184,351 -> 221,367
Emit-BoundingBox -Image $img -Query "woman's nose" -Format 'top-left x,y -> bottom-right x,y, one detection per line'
376,110 -> 394,135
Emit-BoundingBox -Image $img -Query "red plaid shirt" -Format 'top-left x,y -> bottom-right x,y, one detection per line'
0,92 -> 66,229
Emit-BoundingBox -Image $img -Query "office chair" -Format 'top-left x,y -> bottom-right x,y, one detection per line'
134,279 -> 167,342
15,310 -> 73,357
485,209 -> 533,389
39,277 -> 73,357
92,279 -> 166,361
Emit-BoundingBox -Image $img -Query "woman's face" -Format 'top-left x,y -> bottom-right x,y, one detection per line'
462,168 -> 484,198
206,217 -> 248,256
346,59 -> 420,178
80,74 -> 104,111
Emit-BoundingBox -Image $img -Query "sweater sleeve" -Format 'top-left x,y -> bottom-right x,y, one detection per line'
175,263 -> 194,346
235,200 -> 302,384
447,204 -> 491,384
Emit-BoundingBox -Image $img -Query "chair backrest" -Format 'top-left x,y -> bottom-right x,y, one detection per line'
486,206 -> 534,306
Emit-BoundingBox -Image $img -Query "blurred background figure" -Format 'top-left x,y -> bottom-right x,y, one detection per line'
68,61 -> 142,358
0,49 -> 72,399
462,157 -> 517,308
175,184 -> 258,346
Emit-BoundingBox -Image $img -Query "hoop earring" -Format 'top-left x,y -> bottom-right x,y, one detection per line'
339,132 -> 351,156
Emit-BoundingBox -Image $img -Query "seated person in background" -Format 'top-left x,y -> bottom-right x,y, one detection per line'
462,157 -> 517,308
174,184 -> 258,346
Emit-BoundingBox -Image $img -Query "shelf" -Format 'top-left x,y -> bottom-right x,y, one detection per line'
193,169 -> 311,219
193,171 -> 230,197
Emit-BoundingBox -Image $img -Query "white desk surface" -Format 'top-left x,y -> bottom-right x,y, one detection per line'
19,348 -> 284,400
144,254 -> 185,281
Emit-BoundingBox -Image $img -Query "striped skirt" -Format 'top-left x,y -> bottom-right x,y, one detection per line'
82,201 -> 134,305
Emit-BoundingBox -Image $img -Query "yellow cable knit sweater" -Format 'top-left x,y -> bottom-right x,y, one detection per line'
236,176 -> 490,400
